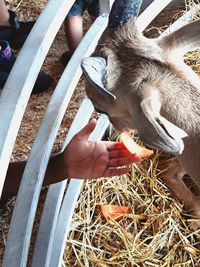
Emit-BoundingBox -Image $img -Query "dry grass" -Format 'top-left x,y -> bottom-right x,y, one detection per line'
1,0 -> 200,266
64,160 -> 200,266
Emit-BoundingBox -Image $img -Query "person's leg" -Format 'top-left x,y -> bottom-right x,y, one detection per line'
61,0 -> 85,66
0,0 -> 10,26
64,15 -> 83,53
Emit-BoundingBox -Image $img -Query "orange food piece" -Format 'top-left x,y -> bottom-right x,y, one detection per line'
120,132 -> 153,158
100,204 -> 129,221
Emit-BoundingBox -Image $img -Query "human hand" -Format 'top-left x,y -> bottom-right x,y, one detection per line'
62,119 -> 141,179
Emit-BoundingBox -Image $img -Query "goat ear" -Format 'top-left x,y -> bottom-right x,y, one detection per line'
158,19 -> 200,54
81,57 -> 116,100
139,97 -> 187,154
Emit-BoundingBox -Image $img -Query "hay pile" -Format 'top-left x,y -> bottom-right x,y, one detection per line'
64,158 -> 200,266
0,0 -> 200,266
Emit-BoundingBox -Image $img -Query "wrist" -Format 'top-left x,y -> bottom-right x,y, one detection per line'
46,152 -> 68,181
55,151 -> 68,179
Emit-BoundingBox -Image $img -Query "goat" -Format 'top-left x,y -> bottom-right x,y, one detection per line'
81,14 -> 200,228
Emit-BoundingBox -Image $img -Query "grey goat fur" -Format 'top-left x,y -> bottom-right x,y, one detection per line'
81,17 -> 200,228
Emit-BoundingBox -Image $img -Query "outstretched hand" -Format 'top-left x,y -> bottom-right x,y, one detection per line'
2,119 -> 141,201
62,119 -> 140,179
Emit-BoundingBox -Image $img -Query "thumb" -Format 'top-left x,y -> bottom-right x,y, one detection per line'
75,119 -> 97,141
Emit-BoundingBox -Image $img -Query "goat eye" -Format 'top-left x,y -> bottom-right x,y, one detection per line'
99,50 -> 106,58
94,106 -> 102,113
94,106 -> 108,115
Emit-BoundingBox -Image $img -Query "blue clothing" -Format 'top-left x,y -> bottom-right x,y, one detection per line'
109,0 -> 143,27
67,0 -> 143,27
67,0 -> 99,17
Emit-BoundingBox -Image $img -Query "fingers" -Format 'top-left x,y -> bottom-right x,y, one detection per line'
74,119 -> 97,141
109,155 -> 141,167
106,141 -> 126,151
105,167 -> 131,177
108,148 -> 134,158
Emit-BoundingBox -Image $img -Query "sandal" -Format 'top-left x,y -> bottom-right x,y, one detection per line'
0,40 -> 16,71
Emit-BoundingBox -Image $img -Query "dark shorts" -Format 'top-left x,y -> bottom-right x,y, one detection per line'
67,0 -> 99,17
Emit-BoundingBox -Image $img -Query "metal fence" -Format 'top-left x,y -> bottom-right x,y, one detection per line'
0,0 -> 191,266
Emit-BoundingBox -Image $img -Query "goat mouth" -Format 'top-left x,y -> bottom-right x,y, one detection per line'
155,118 -> 174,139
139,117 -> 187,155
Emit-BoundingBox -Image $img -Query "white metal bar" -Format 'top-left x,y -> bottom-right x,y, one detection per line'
31,1 -> 114,265
49,115 -> 110,267
161,4 -> 199,35
3,14 -> 110,267
140,0 -> 184,11
99,0 -> 115,14
0,0 -> 76,198
137,0 -> 174,32
31,182 -> 66,267
31,98 -> 94,267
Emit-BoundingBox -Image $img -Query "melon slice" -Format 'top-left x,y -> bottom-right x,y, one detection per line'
121,132 -> 153,158
100,204 -> 129,221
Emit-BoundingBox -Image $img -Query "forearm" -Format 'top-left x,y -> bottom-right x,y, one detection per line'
1,152 -> 67,202
43,152 -> 67,186
1,160 -> 27,202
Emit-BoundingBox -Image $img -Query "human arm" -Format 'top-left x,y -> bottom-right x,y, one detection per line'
1,119 -> 138,201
